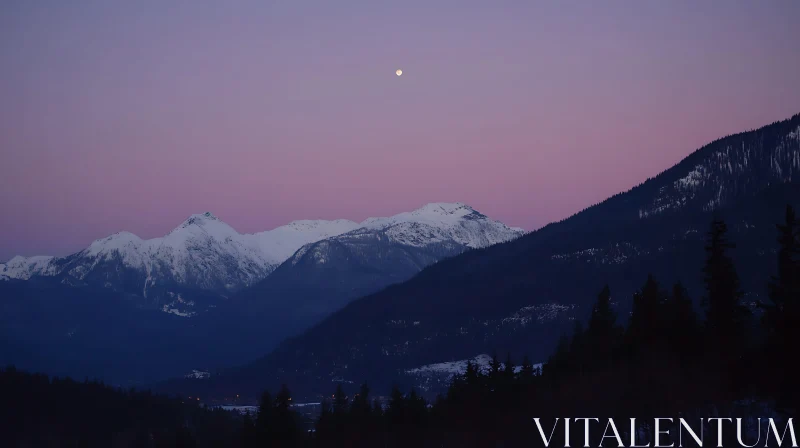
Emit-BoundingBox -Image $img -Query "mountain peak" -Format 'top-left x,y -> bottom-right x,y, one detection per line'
180,212 -> 219,227
414,202 -> 471,211
166,212 -> 229,236
361,202 -> 486,229
410,202 -> 479,217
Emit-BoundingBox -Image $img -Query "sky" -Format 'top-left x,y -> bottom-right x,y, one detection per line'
1,1 -> 799,260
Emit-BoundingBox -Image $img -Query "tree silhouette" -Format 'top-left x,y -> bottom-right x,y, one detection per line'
586,284 -> 621,366
628,274 -> 664,352
255,391 -> 273,443
762,205 -> 800,409
663,282 -> 699,364
703,219 -> 749,363
271,384 -> 300,446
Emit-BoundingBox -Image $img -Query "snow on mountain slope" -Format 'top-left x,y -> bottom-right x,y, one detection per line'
0,213 -> 359,311
0,255 -> 57,280
240,203 -> 525,336
638,123 -> 800,219
284,203 -> 524,268
250,219 -> 360,264
361,203 -> 523,248
70,214 -> 361,281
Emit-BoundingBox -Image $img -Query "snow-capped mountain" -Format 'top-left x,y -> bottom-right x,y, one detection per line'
235,202 -> 523,318
1,213 -> 360,314
360,202 -> 525,248
287,202 -> 523,267
1,205 -> 521,320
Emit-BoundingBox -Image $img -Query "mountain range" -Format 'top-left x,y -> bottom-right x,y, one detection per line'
1,214 -> 361,315
159,113 -> 800,402
0,203 -> 523,384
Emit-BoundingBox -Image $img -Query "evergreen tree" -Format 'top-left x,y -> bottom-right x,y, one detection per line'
271,384 -> 300,446
349,382 -> 374,446
768,205 -> 800,308
502,352 -> 516,384
570,319 -> 586,374
702,219 -> 750,364
545,334 -> 571,377
586,284 -> 621,365
386,387 -> 406,429
350,382 -> 372,418
763,205 -> 800,334
240,413 -> 257,448
255,391 -> 273,443
489,353 -> 502,382
464,360 -> 480,387
762,205 -> 800,408
333,384 -> 349,415
627,275 -> 665,355
315,400 -> 333,443
662,282 -> 699,362
406,389 -> 427,426
371,398 -> 383,418
589,285 -> 616,335
519,356 -> 535,383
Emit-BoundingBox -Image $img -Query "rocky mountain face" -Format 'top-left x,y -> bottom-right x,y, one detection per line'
161,113 -> 800,401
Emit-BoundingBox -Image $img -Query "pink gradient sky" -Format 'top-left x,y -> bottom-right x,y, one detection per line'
1,1 -> 799,260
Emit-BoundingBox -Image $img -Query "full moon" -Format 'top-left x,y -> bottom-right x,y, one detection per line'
396,69 -> 403,77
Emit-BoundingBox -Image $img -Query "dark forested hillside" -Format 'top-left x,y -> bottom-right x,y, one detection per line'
163,113 -> 800,402
0,367 -> 242,447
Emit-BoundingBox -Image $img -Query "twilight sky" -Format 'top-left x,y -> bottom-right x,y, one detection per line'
1,1 -> 799,260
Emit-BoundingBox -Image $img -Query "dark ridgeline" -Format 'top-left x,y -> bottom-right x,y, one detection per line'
4,209 -> 800,447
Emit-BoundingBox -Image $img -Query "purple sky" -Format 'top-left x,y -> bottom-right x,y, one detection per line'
1,1 -> 799,260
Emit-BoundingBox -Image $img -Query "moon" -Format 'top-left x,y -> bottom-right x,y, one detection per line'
396,69 -> 403,77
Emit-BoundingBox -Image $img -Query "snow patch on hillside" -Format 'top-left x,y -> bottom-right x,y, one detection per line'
405,354 -> 543,391
184,370 -> 210,379
501,303 -> 576,326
